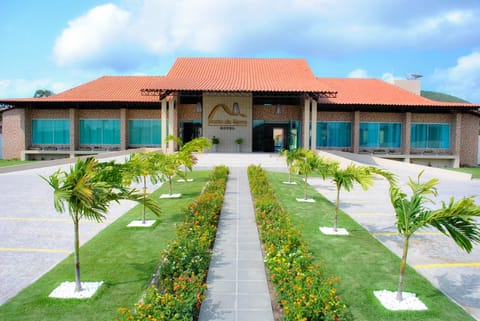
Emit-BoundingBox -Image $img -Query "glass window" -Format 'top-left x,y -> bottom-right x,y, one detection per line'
32,119 -> 70,144
411,123 -> 450,149
317,122 -> 351,147
360,122 -> 401,148
80,119 -> 120,145
129,119 -> 161,145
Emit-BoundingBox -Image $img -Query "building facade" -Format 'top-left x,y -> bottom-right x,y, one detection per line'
0,58 -> 478,167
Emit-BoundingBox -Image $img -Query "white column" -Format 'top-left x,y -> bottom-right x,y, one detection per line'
353,111 -> 360,153
311,100 -> 317,150
303,98 -> 310,149
120,108 -> 127,151
161,99 -> 167,153
453,113 -> 462,167
168,99 -> 175,153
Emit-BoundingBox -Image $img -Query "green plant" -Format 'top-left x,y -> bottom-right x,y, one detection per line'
235,137 -> 243,145
292,149 -> 326,200
124,152 -> 162,223
211,136 -> 219,145
118,166 -> 229,321
248,165 -> 351,321
41,157 -> 162,292
167,135 -> 212,181
389,171 -> 480,301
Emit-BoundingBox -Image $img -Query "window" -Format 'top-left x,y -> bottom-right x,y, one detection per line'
32,119 -> 70,144
411,123 -> 450,149
317,122 -> 351,147
79,119 -> 120,145
129,119 -> 161,145
360,122 -> 401,148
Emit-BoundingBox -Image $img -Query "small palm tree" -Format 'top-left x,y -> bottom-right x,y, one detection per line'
154,152 -> 184,195
167,135 -> 211,181
125,152 -> 161,224
42,157 -> 161,292
389,171 -> 480,301
282,149 -> 300,184
292,149 -> 323,200
330,163 -> 375,232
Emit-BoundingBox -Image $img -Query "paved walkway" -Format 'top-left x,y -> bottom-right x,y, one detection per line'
199,167 -> 274,321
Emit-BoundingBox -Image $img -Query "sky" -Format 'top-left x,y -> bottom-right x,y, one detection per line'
1,0 -> 480,102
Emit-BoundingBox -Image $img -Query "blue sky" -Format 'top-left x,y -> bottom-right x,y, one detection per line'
1,0 -> 480,102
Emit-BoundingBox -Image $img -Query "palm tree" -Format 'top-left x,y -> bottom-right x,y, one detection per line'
167,135 -> 211,181
292,149 -> 323,200
389,171 -> 480,301
330,163 -> 375,232
153,152 -> 183,196
125,152 -> 161,224
282,149 -> 300,184
42,157 -> 161,292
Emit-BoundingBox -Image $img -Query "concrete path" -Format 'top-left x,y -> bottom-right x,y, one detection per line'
311,151 -> 480,320
198,167 -> 274,321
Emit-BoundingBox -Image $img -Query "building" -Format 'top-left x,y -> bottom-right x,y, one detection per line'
0,57 -> 478,167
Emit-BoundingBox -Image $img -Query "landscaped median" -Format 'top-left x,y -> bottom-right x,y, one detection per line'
263,170 -> 477,321
0,167 -> 227,321
247,165 -> 352,321
117,165 -> 228,321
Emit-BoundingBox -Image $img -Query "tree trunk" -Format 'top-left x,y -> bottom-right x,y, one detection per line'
304,174 -> 308,200
288,168 -> 292,183
396,236 -> 410,301
169,177 -> 173,195
73,214 -> 82,292
142,176 -> 147,224
334,187 -> 340,232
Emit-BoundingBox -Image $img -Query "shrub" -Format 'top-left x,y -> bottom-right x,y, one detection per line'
117,166 -> 229,321
247,165 -> 352,321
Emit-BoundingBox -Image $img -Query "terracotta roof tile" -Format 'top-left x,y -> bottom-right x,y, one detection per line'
49,76 -> 163,102
162,57 -> 330,92
316,78 -> 478,107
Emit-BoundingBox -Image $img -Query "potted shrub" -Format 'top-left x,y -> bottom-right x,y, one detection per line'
211,136 -> 219,152
235,138 -> 243,152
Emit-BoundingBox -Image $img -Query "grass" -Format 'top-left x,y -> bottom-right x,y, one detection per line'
0,170 -> 210,321
0,159 -> 33,167
265,171 -> 476,321
448,166 -> 480,179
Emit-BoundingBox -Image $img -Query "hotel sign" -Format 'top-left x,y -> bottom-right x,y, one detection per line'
208,103 -> 248,126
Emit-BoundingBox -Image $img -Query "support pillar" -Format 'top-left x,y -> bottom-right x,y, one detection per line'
453,113 -> 462,167
120,108 -> 127,151
161,99 -> 167,153
303,98 -> 310,149
353,111 -> 360,153
311,100 -> 317,150
168,99 -> 175,153
69,108 -> 77,157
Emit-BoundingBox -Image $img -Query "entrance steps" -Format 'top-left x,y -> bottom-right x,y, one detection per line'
195,152 -> 287,169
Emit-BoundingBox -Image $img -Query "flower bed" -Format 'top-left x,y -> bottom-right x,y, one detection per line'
117,166 -> 229,321
247,165 -> 352,321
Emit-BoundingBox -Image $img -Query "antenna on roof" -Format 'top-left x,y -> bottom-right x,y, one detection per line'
406,74 -> 423,80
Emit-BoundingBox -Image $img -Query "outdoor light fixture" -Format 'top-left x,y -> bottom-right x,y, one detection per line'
196,101 -> 202,113
232,102 -> 240,114
275,104 -> 282,115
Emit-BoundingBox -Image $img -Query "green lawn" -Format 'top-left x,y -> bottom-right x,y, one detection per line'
449,167 -> 480,178
0,170 -> 210,321
266,171 -> 476,321
0,159 -> 33,167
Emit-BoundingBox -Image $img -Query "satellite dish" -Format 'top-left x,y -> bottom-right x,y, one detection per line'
407,74 -> 423,80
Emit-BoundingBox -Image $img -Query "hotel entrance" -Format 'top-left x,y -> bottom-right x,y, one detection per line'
180,120 -> 202,143
252,120 -> 301,152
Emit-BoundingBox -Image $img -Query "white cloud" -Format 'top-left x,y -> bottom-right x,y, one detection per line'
0,78 -> 64,98
50,1 -> 480,72
347,69 -> 368,78
433,51 -> 480,102
53,3 -> 132,66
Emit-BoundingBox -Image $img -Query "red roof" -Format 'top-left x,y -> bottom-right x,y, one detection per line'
0,58 -> 477,109
48,76 -> 163,102
317,78 -> 476,107
161,57 -> 331,92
